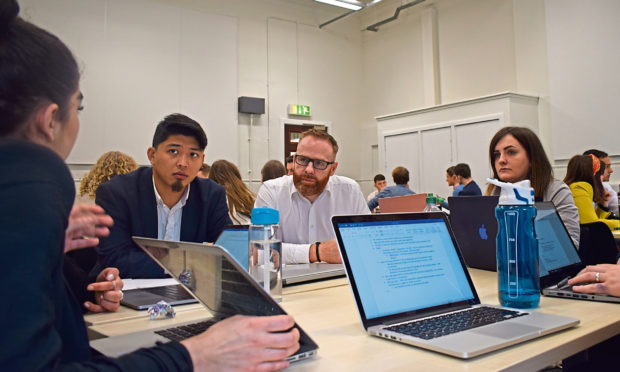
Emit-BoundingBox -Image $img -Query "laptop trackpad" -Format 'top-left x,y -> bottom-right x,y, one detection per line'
472,323 -> 541,339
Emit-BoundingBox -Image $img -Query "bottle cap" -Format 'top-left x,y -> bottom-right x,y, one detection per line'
251,207 -> 279,224
486,178 -> 535,205
426,194 -> 436,204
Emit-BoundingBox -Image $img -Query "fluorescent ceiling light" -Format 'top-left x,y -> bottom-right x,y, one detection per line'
315,0 -> 362,11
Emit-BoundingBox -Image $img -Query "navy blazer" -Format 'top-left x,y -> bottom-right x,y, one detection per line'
93,167 -> 231,278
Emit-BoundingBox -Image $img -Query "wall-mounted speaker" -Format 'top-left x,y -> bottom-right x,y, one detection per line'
238,96 -> 265,114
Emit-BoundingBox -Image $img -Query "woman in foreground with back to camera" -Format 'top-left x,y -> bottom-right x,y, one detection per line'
0,1 -> 298,370
486,126 -> 580,248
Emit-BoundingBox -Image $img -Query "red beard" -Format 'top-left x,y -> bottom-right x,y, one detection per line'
293,171 -> 330,197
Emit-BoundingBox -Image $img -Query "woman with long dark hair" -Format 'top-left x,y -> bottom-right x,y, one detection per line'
209,159 -> 255,224
486,126 -> 580,247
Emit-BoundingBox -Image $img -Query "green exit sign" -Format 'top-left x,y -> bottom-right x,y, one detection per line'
288,104 -> 311,117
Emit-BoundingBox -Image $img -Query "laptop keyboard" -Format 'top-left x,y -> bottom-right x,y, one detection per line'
155,319 -> 217,342
385,306 -> 527,340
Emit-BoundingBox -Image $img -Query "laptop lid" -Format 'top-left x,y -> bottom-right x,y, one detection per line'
282,263 -> 345,285
535,202 -> 584,289
215,225 -> 249,270
448,196 -> 499,271
331,212 -> 480,330
131,237 -> 318,356
378,193 -> 427,213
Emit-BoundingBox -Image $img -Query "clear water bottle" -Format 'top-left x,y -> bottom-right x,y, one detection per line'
423,193 -> 441,212
488,178 -> 539,309
249,207 -> 282,302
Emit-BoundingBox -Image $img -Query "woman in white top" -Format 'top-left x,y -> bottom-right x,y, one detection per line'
209,159 -> 255,224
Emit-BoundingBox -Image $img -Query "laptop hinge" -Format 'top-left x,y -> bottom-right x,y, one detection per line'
382,303 -> 472,326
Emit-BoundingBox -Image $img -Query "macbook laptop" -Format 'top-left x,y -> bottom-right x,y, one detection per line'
448,196 -> 499,271
331,212 -> 579,359
379,193 -> 427,213
91,237 -> 318,362
213,225 -> 345,285
120,225 -> 250,310
537,202 -> 620,303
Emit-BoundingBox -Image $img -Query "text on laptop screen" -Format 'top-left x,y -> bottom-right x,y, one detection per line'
535,207 -> 581,276
215,228 -> 249,270
336,218 -> 475,319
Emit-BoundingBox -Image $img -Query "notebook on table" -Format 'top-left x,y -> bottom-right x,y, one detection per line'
537,202 -> 620,304
448,195 -> 499,271
120,225 -> 250,310
331,212 -> 579,359
91,237 -> 318,362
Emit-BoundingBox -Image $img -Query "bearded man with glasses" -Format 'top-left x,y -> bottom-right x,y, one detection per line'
255,129 -> 369,264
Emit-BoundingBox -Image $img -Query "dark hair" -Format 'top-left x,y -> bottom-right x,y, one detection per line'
446,166 -> 456,176
299,129 -> 339,158
261,160 -> 286,182
453,163 -> 471,179
373,174 -> 386,183
392,166 -> 409,185
209,159 -> 255,219
152,114 -> 207,150
583,149 -> 608,159
199,163 -> 211,175
285,155 -> 294,164
488,126 -> 552,201
564,155 -> 605,204
0,0 -> 80,137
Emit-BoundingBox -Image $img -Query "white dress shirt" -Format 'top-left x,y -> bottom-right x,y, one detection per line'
603,182 -> 619,216
255,175 -> 370,264
153,179 -> 190,241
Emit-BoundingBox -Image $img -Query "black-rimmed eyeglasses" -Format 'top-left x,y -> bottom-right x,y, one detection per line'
294,154 -> 334,170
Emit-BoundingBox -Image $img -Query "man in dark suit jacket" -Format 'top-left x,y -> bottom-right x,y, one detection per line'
92,114 -> 232,278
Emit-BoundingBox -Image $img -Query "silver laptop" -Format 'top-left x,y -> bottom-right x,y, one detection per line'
215,225 -> 345,285
331,212 -> 579,359
537,202 -> 620,303
91,237 -> 318,362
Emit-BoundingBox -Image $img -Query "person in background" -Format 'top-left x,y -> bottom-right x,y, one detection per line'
79,150 -> 138,202
368,166 -> 415,211
366,173 -> 387,202
583,149 -> 618,217
453,163 -> 482,196
285,155 -> 294,175
446,166 -> 464,196
255,129 -> 369,264
563,155 -> 619,231
197,162 -> 210,178
210,159 -> 255,225
486,126 -> 580,248
0,2 -> 299,369
261,159 -> 287,182
93,114 -> 232,279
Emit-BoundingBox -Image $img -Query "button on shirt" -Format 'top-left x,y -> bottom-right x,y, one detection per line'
153,179 -> 190,241
255,175 -> 370,264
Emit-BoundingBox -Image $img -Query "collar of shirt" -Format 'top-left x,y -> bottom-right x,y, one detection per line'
152,177 -> 190,240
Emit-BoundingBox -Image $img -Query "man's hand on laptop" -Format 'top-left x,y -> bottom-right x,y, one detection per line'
84,267 -> 124,313
310,239 -> 342,263
64,204 -> 114,253
568,263 -> 620,297
180,314 -> 300,372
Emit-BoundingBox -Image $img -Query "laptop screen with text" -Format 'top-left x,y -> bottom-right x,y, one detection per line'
336,218 -> 475,319
535,204 -> 581,277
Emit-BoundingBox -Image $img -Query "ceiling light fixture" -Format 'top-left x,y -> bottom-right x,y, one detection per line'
315,0 -> 363,11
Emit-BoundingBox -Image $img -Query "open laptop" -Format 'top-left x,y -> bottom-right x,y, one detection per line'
91,237 -> 318,362
537,202 -> 620,303
379,193 -> 427,213
331,212 -> 579,359
213,225 -> 345,285
120,225 -> 250,310
448,196 -> 499,271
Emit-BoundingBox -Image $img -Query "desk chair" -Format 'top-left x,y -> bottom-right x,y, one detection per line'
578,222 -> 618,265
378,193 -> 427,213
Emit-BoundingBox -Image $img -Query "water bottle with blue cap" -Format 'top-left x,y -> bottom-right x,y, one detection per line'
249,207 -> 282,302
487,178 -> 539,308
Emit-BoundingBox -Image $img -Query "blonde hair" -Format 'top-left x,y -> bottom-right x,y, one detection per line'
79,151 -> 138,198
209,159 -> 255,219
